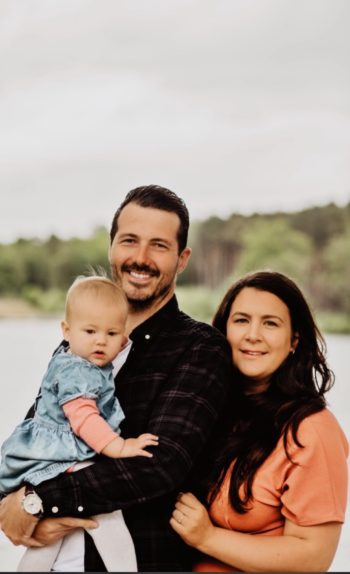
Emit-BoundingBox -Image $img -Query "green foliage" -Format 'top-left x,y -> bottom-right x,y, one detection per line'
317,227 -> 350,314
0,203 -> 349,331
234,218 -> 313,287
290,203 -> 348,248
21,286 -> 66,314
176,285 -> 224,324
316,310 -> 350,334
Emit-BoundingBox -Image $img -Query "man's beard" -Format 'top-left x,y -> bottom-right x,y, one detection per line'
111,262 -> 174,311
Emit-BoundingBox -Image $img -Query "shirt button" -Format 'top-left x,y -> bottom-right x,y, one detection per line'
51,506 -> 59,514
77,505 -> 84,512
145,334 -> 151,340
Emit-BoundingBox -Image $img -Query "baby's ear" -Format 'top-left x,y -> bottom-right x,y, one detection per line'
61,320 -> 70,342
120,335 -> 129,350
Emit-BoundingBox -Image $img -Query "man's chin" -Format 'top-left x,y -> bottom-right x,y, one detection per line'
127,295 -> 156,311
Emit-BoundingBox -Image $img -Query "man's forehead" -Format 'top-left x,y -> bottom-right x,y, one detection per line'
117,203 -> 180,237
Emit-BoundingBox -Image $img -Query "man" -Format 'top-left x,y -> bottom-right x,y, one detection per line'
0,185 -> 232,571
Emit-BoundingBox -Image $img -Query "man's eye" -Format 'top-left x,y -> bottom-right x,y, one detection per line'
121,238 -> 135,244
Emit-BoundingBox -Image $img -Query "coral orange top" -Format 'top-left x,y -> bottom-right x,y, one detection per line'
194,409 -> 349,572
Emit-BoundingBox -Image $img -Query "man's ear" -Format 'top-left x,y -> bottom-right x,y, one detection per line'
61,320 -> 70,342
177,247 -> 192,275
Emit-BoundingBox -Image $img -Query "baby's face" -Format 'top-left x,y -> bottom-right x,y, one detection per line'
61,294 -> 127,367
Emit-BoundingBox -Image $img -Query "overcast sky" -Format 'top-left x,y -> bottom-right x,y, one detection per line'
1,0 -> 350,242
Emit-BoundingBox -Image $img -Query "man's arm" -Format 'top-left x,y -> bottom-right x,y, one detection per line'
35,330 -> 232,517
1,329 -> 232,539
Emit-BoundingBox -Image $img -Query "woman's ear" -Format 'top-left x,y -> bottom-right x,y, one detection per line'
291,332 -> 300,353
61,320 -> 70,342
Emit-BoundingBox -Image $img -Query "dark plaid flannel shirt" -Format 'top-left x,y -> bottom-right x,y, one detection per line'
35,296 -> 232,571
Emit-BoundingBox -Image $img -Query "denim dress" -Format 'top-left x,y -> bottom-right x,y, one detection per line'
0,347 -> 125,493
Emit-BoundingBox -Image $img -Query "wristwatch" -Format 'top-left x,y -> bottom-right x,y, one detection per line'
21,484 -> 44,517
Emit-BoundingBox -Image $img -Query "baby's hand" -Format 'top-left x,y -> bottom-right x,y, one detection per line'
120,433 -> 159,458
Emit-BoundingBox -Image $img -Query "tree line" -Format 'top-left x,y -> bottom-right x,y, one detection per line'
0,202 -> 349,329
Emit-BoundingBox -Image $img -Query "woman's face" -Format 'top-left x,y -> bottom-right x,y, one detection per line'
226,287 -> 297,393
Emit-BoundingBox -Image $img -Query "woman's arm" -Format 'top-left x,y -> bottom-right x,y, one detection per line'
170,492 -> 342,572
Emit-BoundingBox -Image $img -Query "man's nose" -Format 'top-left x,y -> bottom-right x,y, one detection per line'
134,244 -> 150,265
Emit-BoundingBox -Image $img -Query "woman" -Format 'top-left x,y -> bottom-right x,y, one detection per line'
170,271 -> 348,572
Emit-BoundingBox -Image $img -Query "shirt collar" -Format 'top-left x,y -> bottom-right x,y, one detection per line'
129,295 -> 179,343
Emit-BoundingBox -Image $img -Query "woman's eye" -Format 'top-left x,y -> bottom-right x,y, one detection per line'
265,321 -> 278,327
233,317 -> 248,324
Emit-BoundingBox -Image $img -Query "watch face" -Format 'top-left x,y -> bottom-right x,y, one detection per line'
23,493 -> 42,515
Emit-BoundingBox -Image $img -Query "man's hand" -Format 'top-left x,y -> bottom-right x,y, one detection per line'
0,487 -> 42,547
33,516 -> 98,546
0,487 -> 98,548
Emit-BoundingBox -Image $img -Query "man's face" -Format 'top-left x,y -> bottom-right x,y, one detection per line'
109,203 -> 191,311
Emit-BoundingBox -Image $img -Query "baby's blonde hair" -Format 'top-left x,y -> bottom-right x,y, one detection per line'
65,273 -> 127,322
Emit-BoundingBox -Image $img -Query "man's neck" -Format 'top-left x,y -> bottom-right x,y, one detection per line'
125,290 -> 175,335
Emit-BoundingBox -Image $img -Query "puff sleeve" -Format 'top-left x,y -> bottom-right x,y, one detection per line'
55,360 -> 104,406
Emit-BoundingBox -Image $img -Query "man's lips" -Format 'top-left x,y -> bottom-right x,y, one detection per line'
122,264 -> 159,278
130,270 -> 153,280
122,265 -> 159,285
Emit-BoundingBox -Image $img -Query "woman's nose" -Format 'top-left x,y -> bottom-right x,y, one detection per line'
245,322 -> 262,342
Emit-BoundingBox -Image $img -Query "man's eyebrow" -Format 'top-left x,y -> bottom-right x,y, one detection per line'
118,232 -> 138,238
150,237 -> 172,245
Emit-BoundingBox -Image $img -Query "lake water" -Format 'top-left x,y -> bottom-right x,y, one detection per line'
0,319 -> 349,571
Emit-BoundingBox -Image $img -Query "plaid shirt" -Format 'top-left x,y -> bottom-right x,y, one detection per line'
36,296 -> 232,571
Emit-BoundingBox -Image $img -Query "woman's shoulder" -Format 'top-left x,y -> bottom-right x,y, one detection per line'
299,408 -> 347,437
294,408 -> 348,458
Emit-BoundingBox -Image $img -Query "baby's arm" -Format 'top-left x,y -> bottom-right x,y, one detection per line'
102,434 -> 159,458
63,397 -> 158,459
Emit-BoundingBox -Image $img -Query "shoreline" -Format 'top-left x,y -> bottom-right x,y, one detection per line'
0,298 -> 38,319
0,297 -> 349,334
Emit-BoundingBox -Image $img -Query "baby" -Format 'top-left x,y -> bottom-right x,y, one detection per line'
0,275 -> 158,571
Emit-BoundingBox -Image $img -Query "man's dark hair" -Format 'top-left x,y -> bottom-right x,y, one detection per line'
110,185 -> 189,253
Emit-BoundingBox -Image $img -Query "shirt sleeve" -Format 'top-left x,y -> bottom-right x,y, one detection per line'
63,397 -> 119,453
36,327 -> 232,518
56,360 -> 104,406
281,410 -> 349,525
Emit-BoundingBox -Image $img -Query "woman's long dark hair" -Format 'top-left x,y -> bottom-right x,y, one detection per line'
208,271 -> 334,514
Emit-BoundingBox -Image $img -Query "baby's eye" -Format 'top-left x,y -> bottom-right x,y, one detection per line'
85,329 -> 95,334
